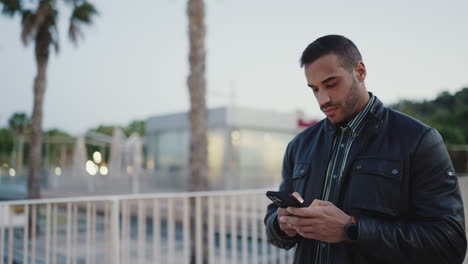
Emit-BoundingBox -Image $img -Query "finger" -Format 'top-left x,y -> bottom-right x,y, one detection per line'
277,208 -> 293,217
310,199 -> 321,208
279,222 -> 297,235
297,231 -> 319,240
279,216 -> 297,225
279,215 -> 316,226
286,206 -> 322,217
294,225 -> 319,234
311,199 -> 332,208
279,216 -> 296,224
279,223 -> 296,232
284,229 -> 297,237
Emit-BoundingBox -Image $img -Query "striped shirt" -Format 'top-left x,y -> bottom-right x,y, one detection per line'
315,94 -> 376,264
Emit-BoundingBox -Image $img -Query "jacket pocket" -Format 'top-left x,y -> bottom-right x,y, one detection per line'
292,163 -> 309,196
345,158 -> 402,216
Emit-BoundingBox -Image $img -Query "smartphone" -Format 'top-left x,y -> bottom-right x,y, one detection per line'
266,191 -> 305,208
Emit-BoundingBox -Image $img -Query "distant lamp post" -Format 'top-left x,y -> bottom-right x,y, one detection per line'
55,167 -> 62,176
9,168 -> 16,177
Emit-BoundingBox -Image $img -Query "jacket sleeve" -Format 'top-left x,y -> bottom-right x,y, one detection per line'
353,128 -> 467,263
264,142 -> 302,250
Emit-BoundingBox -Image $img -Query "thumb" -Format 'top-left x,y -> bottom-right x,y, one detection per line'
310,199 -> 331,208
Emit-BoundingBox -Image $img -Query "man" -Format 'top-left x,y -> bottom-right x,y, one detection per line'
264,35 -> 467,264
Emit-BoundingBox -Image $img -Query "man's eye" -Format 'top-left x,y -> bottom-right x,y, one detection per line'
326,83 -> 336,88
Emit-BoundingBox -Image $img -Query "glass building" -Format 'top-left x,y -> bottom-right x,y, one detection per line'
146,107 -> 303,190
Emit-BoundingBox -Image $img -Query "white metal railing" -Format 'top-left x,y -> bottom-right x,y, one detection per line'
0,189 -> 294,264
2,177 -> 468,264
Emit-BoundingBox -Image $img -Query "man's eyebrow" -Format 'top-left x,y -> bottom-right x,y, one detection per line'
321,76 -> 338,83
307,76 -> 339,88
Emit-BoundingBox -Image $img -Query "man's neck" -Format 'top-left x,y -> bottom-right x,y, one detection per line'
342,92 -> 374,133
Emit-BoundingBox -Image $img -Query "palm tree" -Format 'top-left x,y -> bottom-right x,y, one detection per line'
187,0 -> 208,192
8,112 -> 30,176
187,0 -> 209,262
0,0 -> 98,199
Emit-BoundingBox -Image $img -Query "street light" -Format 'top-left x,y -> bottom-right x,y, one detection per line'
93,151 -> 102,164
86,160 -> 98,176
100,165 -> 108,175
55,167 -> 62,176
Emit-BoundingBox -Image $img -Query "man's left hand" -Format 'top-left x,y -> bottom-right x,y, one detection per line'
279,199 -> 351,243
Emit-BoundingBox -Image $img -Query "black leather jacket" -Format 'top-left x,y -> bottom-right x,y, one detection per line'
264,97 -> 467,264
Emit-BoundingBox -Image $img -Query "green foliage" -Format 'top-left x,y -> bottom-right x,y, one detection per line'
8,112 -> 30,134
43,129 -> 74,167
0,0 -> 21,16
391,87 -> 468,144
124,120 -> 145,137
90,125 -> 115,136
0,128 -> 14,164
1,116 -> 145,165
71,2 -> 98,24
44,128 -> 71,138
1,0 -> 98,48
89,120 -> 146,137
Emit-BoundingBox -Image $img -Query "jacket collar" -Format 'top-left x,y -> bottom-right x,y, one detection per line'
324,92 -> 385,133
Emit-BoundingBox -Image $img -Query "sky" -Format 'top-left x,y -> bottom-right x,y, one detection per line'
1,0 -> 468,135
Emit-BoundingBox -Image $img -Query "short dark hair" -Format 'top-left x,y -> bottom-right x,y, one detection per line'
299,35 -> 362,72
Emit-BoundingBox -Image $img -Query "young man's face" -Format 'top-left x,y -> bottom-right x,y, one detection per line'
304,53 -> 367,125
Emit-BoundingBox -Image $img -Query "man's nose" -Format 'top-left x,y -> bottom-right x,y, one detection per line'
317,91 -> 331,108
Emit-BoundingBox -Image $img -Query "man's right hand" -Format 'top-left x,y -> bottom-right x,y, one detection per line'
277,207 -> 297,237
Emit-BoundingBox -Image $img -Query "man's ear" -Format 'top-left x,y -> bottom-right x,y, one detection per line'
355,61 -> 366,82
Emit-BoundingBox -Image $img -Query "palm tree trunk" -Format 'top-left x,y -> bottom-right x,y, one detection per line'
17,133 -> 24,176
28,24 -> 50,199
187,0 -> 208,192
187,0 -> 209,262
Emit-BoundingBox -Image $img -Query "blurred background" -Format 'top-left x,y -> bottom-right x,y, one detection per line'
0,0 -> 467,262
1,0 -> 467,198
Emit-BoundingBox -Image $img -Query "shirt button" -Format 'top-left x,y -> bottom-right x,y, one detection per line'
392,169 -> 398,175
332,174 -> 338,179
300,169 -> 304,173
340,144 -> 344,148
356,164 -> 362,169
321,243 -> 327,248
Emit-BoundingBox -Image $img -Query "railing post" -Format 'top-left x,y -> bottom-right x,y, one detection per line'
110,198 -> 120,264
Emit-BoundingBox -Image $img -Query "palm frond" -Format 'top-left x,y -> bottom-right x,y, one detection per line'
50,20 -> 60,53
68,22 -> 82,44
8,112 -> 31,133
70,1 -> 97,24
20,9 -> 36,45
0,0 -> 22,16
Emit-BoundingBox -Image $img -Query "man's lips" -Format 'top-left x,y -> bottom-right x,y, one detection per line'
322,106 -> 338,116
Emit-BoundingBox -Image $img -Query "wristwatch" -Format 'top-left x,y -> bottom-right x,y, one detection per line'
344,216 -> 358,241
